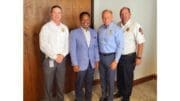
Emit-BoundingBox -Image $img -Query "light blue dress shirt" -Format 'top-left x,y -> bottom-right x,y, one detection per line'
98,22 -> 124,62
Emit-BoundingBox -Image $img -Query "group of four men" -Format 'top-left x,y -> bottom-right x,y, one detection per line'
40,5 -> 145,101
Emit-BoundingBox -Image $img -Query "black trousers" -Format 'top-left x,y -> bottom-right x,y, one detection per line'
117,53 -> 136,98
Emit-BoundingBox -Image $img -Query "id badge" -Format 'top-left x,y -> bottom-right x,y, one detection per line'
49,60 -> 54,68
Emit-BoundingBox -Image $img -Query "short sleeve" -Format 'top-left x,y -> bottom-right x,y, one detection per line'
134,23 -> 145,44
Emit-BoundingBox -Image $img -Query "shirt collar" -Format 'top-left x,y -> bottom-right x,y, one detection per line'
103,22 -> 113,29
50,20 -> 61,27
81,27 -> 89,32
120,19 -> 131,27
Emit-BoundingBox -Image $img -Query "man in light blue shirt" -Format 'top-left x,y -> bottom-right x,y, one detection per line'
98,9 -> 124,101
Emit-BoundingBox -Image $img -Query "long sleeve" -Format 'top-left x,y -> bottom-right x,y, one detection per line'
61,28 -> 69,57
114,28 -> 124,62
69,31 -> 78,66
94,31 -> 100,61
39,26 -> 57,59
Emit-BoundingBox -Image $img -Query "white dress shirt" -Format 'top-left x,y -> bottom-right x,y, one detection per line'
81,27 -> 91,47
40,20 -> 69,60
117,19 -> 145,55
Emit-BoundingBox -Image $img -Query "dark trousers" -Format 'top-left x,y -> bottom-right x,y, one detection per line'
42,57 -> 66,101
99,53 -> 116,101
117,53 -> 136,99
75,63 -> 94,101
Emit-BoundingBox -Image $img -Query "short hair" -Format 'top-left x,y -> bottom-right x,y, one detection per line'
120,7 -> 131,15
50,5 -> 62,13
79,12 -> 91,20
102,9 -> 113,16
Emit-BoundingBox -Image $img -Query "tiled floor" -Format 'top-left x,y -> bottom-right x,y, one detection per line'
64,80 -> 157,101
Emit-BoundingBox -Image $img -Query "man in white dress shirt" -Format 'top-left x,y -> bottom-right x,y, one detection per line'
39,5 -> 69,101
114,7 -> 145,101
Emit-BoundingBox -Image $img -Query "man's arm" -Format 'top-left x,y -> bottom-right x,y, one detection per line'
69,30 -> 79,72
110,28 -> 124,70
39,26 -> 57,60
94,31 -> 100,69
136,43 -> 144,65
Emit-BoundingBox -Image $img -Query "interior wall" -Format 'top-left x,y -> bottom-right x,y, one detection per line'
94,0 -> 157,80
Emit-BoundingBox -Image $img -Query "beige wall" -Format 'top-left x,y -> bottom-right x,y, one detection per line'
93,0 -> 157,80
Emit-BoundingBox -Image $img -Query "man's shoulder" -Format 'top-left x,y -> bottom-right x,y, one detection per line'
130,20 -> 141,28
72,27 -> 81,31
97,25 -> 105,33
111,22 -> 122,31
89,28 -> 97,33
70,28 -> 81,35
60,23 -> 68,29
41,21 -> 51,28
110,22 -> 120,28
39,22 -> 53,32
98,25 -> 105,30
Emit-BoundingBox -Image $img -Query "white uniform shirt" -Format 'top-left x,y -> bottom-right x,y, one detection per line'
117,19 -> 145,55
40,20 -> 69,60
81,27 -> 91,47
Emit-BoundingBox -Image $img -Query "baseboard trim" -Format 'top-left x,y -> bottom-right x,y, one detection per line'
93,74 -> 157,86
133,74 -> 157,86
65,74 -> 157,93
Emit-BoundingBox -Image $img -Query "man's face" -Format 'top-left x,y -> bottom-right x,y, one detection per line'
80,15 -> 90,29
120,8 -> 131,23
102,12 -> 112,26
51,7 -> 62,24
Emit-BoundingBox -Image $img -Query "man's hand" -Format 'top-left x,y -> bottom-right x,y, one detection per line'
135,58 -> 142,65
95,61 -> 99,69
55,54 -> 64,63
73,65 -> 80,72
110,60 -> 118,70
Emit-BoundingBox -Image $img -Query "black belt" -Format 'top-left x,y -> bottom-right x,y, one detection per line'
100,52 -> 115,56
122,52 -> 136,57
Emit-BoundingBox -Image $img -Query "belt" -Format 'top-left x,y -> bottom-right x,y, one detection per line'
122,52 -> 136,57
100,52 -> 115,56
45,55 -> 52,59
45,55 -> 48,59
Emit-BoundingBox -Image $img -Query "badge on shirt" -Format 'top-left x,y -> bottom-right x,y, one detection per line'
126,27 -> 130,32
61,28 -> 65,32
109,30 -> 112,35
139,28 -> 144,35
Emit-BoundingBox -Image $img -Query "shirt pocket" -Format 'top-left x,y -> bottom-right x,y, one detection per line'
125,31 -> 134,42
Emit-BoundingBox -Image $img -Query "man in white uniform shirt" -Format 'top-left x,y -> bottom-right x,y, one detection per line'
114,7 -> 145,101
39,5 -> 69,101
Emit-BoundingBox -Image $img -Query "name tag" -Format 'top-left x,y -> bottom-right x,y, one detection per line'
49,60 -> 54,68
